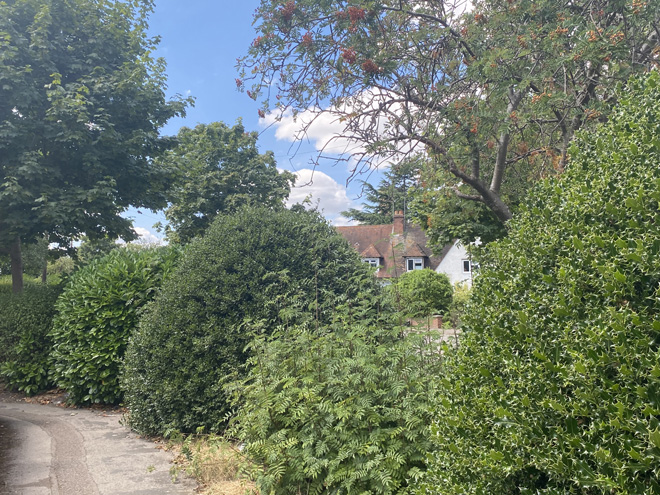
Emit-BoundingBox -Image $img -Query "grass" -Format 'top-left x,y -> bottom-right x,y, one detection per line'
170,433 -> 258,495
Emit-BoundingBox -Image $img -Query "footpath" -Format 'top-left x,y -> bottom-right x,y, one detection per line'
0,389 -> 197,494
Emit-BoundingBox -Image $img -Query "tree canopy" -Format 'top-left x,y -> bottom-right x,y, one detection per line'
157,121 -> 295,244
240,0 -> 659,243
0,0 -> 189,291
342,159 -> 419,225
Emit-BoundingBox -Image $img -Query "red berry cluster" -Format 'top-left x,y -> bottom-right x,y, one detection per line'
279,1 -> 296,22
347,6 -> 365,23
301,31 -> 313,47
361,59 -> 382,74
341,47 -> 357,64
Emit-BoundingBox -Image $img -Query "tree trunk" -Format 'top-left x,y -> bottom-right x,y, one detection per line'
41,263 -> 47,284
10,236 -> 23,294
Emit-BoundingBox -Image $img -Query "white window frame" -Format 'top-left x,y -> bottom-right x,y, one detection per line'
406,257 -> 424,271
363,258 -> 380,269
462,259 -> 471,273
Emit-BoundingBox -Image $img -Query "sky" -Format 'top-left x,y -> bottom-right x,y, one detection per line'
126,0 -> 371,243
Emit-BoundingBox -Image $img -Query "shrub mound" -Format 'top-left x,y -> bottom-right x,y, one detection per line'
421,73 -> 660,493
50,246 -> 179,405
121,206 -> 382,435
390,268 -> 453,318
0,283 -> 62,394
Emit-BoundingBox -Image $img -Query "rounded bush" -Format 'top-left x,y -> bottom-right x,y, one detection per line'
50,246 -> 179,405
421,73 -> 660,494
122,206 -> 382,435
391,268 -> 453,318
0,283 -> 62,394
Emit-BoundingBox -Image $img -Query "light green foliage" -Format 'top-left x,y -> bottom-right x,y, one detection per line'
0,0 -> 189,291
230,315 -> 442,495
50,246 -> 180,405
446,282 -> 471,329
0,282 -> 61,394
390,269 -> 452,318
241,0 -> 658,244
158,121 -> 295,243
122,206 -> 383,435
420,72 -> 660,494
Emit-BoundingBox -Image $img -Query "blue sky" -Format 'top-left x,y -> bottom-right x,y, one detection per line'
127,0 -> 368,242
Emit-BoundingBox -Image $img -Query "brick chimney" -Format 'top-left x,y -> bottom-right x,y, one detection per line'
393,210 -> 404,234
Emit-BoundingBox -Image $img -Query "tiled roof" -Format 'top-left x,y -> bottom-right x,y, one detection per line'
360,244 -> 383,258
336,219 -> 450,278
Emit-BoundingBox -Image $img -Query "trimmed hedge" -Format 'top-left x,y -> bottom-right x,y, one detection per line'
390,268 -> 453,318
420,72 -> 660,494
0,283 -> 62,395
122,206 -> 383,435
50,246 -> 179,405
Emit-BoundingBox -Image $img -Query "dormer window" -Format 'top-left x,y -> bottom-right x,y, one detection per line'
363,257 -> 380,269
406,257 -> 424,271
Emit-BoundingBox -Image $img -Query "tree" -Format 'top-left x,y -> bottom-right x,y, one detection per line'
420,72 -> 660,494
342,158 -> 419,225
0,0 -> 190,293
239,0 -> 659,245
158,121 -> 296,243
75,235 -> 117,267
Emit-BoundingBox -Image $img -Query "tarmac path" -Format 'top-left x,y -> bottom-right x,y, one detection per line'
0,394 -> 197,495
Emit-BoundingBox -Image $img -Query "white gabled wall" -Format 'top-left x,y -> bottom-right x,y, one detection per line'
435,240 -> 473,287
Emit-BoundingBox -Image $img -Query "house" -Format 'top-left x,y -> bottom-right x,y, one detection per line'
336,211 -> 474,286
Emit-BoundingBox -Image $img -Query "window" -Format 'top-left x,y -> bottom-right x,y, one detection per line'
406,257 -> 424,271
363,258 -> 380,269
462,259 -> 471,273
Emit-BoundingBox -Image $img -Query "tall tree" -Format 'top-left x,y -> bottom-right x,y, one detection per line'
342,159 -> 419,225
158,121 -> 295,244
239,0 -> 659,242
0,0 -> 190,292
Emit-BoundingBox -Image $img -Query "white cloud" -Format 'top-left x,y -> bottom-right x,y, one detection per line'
286,168 -> 359,223
262,88 -> 427,172
131,227 -> 165,246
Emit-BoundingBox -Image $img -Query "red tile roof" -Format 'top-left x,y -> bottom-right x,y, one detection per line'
336,217 -> 450,278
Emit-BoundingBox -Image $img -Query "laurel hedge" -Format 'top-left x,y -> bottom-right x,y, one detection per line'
420,72 -> 660,494
50,246 -> 179,405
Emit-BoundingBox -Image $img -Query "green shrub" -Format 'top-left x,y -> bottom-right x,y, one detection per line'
50,246 -> 179,405
420,72 -> 660,494
229,313 -> 442,495
446,282 -> 471,328
0,282 -> 62,394
122,206 -> 383,435
390,269 -> 452,318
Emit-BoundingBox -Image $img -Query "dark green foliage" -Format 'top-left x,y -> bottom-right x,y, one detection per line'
0,282 -> 61,394
420,72 -> 660,494
0,0 -> 189,292
342,160 -> 419,226
229,314 -> 442,495
50,246 -> 179,405
122,206 -> 382,435
391,269 -> 452,318
159,121 -> 295,243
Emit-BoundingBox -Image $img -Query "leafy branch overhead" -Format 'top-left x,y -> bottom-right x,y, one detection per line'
239,0 -> 659,238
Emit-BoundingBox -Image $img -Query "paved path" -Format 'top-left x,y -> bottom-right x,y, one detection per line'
0,398 -> 197,494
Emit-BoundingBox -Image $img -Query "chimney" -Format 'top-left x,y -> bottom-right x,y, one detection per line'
393,210 -> 404,234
